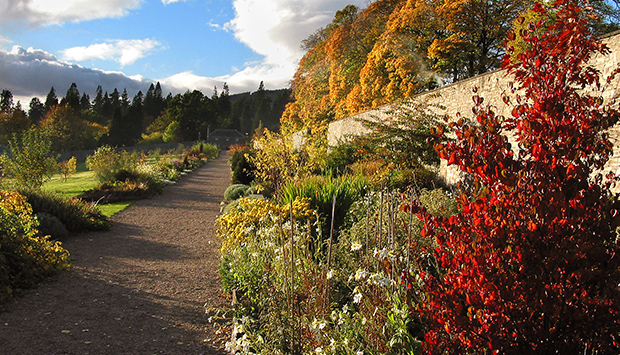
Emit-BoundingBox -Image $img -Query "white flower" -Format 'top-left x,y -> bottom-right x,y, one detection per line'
353,292 -> 363,304
355,268 -> 369,281
342,304 -> 349,314
351,242 -> 362,251
315,346 -> 324,354
369,273 -> 390,287
373,247 -> 389,260
326,269 -> 334,280
357,352 -> 364,355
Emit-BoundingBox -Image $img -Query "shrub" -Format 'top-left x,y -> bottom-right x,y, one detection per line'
216,196 -> 317,254
18,188 -> 110,232
229,146 -> 256,185
224,184 -> 250,201
0,190 -> 70,304
325,137 -> 373,175
86,145 -> 137,183
190,141 -> 219,160
35,212 -> 69,240
416,2 -> 620,353
1,128 -> 57,189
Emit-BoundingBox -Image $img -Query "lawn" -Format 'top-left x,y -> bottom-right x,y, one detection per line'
43,161 -> 134,217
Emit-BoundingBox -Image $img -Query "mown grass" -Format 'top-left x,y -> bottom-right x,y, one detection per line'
43,161 -> 134,217
43,162 -> 98,198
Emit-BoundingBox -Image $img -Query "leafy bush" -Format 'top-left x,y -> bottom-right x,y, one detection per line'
0,190 -> 70,304
216,196 -> 317,254
325,137 -> 374,175
35,212 -> 69,240
229,146 -> 256,185
386,165 -> 439,191
86,145 -> 138,183
0,128 -> 57,189
224,184 -> 250,201
416,2 -> 620,353
190,141 -> 219,160
18,188 -> 110,232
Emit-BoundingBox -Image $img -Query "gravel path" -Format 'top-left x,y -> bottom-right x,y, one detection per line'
0,151 -> 232,354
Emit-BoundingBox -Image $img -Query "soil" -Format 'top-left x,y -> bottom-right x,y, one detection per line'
0,151 -> 233,355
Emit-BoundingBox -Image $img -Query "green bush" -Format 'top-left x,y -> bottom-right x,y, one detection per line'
35,212 -> 69,239
18,188 -> 110,232
191,141 -> 219,160
224,184 -> 250,201
86,145 -> 138,183
229,147 -> 255,185
386,165 -> 439,191
0,190 -> 70,304
1,128 -> 57,189
325,138 -> 373,175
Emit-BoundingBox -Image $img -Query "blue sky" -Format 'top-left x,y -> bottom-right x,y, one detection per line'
0,0 -> 367,103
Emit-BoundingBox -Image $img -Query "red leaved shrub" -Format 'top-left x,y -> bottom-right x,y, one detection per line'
414,1 -> 620,353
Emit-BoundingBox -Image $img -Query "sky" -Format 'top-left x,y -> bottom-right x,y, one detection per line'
0,0 -> 369,104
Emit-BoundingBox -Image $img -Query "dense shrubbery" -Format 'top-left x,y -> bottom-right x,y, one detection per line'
0,190 -> 70,304
18,188 -> 110,233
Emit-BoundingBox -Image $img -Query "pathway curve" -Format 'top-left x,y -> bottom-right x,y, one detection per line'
0,151 -> 232,354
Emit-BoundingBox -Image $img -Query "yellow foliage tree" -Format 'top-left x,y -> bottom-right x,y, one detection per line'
58,156 -> 77,182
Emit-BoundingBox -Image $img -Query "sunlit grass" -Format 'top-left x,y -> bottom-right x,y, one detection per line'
42,161 -> 135,217
98,200 -> 135,217
43,162 -> 99,199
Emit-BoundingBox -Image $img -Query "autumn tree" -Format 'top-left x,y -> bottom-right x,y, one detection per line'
39,105 -> 105,152
427,0 -> 530,82
58,156 -> 77,182
412,1 -> 620,353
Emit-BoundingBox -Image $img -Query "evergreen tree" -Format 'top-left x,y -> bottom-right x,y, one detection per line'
80,93 -> 91,111
62,83 -> 80,111
44,87 -> 58,112
252,81 -> 271,132
101,92 -> 113,120
0,89 -> 14,113
92,85 -> 104,115
28,97 -> 46,124
217,82 -> 232,127
120,88 -> 130,112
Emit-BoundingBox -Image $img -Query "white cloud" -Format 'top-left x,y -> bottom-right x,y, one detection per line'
0,0 -> 371,103
61,39 -> 163,67
226,0 -> 363,67
161,0 -> 188,4
0,0 -> 142,26
0,46 -> 150,103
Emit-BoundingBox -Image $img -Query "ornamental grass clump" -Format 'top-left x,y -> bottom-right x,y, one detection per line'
280,174 -> 367,242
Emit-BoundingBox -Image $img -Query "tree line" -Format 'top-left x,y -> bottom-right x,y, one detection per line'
0,82 -> 291,152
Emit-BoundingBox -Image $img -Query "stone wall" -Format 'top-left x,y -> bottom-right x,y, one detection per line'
327,30 -> 620,187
